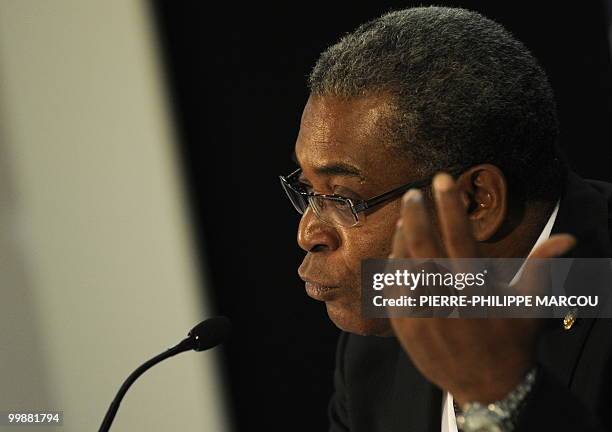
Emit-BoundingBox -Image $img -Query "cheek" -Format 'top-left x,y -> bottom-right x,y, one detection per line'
338,203 -> 401,276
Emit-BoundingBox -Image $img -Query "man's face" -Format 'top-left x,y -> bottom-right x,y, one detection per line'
295,94 -> 421,336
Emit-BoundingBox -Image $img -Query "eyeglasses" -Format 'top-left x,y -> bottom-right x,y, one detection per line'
279,167 -> 459,227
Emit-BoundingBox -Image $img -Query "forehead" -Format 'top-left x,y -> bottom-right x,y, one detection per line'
294,94 -> 411,185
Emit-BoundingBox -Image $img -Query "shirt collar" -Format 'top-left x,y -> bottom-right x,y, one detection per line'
509,200 -> 560,286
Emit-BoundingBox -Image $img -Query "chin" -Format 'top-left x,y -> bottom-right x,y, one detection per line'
325,302 -> 393,337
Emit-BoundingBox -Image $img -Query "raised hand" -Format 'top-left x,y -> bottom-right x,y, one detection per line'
389,172 -> 575,405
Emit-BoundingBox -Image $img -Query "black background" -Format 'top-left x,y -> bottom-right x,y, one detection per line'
152,2 -> 612,430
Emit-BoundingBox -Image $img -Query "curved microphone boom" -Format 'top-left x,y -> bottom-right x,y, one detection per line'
98,316 -> 231,432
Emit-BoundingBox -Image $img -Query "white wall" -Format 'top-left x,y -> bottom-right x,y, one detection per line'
0,1 -> 227,431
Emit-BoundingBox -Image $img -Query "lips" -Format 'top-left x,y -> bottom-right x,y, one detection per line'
298,257 -> 341,301
303,281 -> 339,301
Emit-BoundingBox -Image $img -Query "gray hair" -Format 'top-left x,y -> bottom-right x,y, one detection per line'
309,6 -> 564,201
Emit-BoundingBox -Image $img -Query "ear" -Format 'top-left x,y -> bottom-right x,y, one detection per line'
454,164 -> 507,242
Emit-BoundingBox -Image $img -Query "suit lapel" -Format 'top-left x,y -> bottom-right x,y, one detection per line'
538,171 -> 612,386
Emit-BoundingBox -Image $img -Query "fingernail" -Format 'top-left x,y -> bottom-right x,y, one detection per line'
433,173 -> 453,193
402,189 -> 422,206
396,219 -> 403,228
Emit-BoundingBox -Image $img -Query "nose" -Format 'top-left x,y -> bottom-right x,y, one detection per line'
297,207 -> 341,252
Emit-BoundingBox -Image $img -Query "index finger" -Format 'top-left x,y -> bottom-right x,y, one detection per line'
432,172 -> 479,258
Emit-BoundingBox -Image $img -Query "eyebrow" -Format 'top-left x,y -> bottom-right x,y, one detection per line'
291,152 -> 365,181
313,163 -> 364,180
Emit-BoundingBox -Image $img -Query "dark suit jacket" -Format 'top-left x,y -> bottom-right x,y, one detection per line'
329,172 -> 612,431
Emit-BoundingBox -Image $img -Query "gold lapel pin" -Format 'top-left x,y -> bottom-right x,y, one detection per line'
563,308 -> 578,330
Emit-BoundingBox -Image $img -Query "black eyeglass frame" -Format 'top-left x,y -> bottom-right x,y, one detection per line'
279,167 -> 462,227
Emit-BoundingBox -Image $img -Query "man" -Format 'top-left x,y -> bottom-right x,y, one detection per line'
280,6 -> 612,432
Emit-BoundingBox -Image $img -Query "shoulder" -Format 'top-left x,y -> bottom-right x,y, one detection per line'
584,177 -> 612,215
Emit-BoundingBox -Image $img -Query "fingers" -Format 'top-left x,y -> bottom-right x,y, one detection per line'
390,220 -> 408,258
393,188 -> 444,259
432,173 -> 478,258
393,171 -> 478,259
529,234 -> 576,259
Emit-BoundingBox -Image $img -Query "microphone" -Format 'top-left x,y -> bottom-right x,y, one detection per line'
98,316 -> 231,432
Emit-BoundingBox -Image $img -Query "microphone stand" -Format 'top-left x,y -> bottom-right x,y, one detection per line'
98,317 -> 230,432
98,337 -> 192,432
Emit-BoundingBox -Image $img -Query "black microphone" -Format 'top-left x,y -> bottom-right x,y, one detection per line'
98,316 -> 231,432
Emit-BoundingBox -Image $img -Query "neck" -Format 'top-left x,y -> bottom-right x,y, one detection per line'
483,199 -> 556,259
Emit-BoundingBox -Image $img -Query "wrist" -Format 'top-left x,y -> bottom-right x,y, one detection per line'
455,366 -> 537,432
453,359 -> 535,406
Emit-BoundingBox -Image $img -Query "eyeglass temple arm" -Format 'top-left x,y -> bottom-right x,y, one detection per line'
353,178 -> 432,212
353,168 -> 462,213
